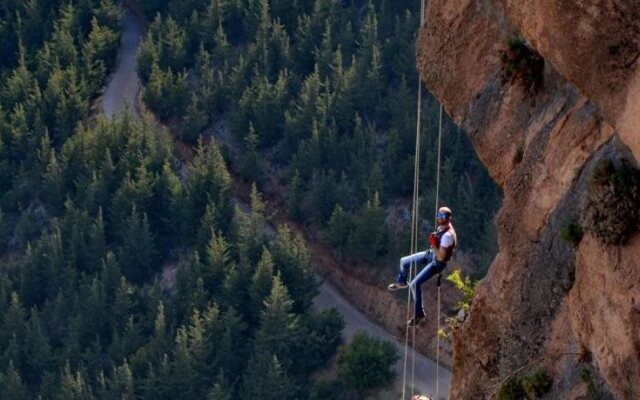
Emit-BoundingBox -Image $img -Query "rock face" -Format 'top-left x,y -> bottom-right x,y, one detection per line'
416,0 -> 640,398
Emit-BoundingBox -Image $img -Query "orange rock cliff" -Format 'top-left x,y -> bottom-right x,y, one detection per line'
416,1 -> 639,399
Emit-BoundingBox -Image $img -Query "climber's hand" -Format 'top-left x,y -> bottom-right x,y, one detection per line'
428,233 -> 438,248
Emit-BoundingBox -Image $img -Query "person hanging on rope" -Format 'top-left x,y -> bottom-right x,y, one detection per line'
388,206 -> 457,326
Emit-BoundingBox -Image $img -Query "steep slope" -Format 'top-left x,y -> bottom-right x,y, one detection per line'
416,1 -> 640,398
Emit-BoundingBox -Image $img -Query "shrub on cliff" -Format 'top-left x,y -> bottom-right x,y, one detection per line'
560,220 -> 584,246
497,369 -> 552,400
499,36 -> 544,94
582,159 -> 640,245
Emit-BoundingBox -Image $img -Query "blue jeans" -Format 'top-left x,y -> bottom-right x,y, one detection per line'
396,250 -> 447,318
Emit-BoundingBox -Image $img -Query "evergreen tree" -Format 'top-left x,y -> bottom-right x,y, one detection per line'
234,183 -> 268,265
314,22 -> 333,78
253,274 -> 298,370
213,307 -> 247,379
2,292 -> 26,349
82,17 -> 119,94
181,92 -> 209,144
117,206 -> 158,284
240,124 -> 263,185
185,138 -> 234,240
0,361 -> 28,400
241,353 -> 293,400
351,192 -> 388,261
296,308 -> 344,372
272,225 -> 317,312
249,247 -> 274,322
337,332 -> 398,394
43,65 -> 90,144
284,66 -> 323,153
324,204 -> 352,256
58,362 -> 95,400
204,231 -> 234,295
171,308 -> 213,399
107,359 -> 136,400
207,370 -> 232,400
20,229 -> 65,307
287,169 -> 303,220
87,208 -> 107,272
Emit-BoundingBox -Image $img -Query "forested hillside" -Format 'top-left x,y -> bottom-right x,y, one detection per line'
0,0 -> 503,397
132,0 -> 501,271
0,1 -> 347,398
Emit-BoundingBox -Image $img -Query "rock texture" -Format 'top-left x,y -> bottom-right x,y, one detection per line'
416,0 -> 640,398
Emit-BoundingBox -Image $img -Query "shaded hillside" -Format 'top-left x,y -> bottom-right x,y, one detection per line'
130,0 -> 501,273
0,2 -> 345,398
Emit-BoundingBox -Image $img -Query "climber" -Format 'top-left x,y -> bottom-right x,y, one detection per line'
388,206 -> 457,326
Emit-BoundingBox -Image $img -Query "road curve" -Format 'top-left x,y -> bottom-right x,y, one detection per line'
102,10 -> 143,119
313,278 -> 451,399
104,7 -> 452,400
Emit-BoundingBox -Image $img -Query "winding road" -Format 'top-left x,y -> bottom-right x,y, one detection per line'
101,8 -> 451,399
102,10 -> 143,119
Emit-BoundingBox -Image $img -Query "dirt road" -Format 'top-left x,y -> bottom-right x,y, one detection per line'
102,10 -> 143,119
105,8 -> 451,399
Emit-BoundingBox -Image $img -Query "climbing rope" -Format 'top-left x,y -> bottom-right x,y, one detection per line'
400,42 -> 423,400
400,0 -> 427,395
400,0 -> 446,394
435,103 -> 444,400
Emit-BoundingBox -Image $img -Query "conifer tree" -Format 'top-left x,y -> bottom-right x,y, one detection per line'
149,301 -> 168,360
195,202 -> 218,254
249,247 -> 274,322
325,204 -> 352,256
241,352 -> 293,400
272,225 -> 317,312
181,92 -> 209,144
351,192 -> 388,260
2,43 -> 40,112
172,308 -> 212,399
108,359 -> 136,400
0,361 -> 28,400
186,138 -> 234,238
95,0 -> 122,32
204,231 -> 234,293
253,274 -> 298,370
0,208 -> 6,252
207,370 -> 232,400
337,332 -> 398,394
292,14 -> 315,74
21,229 -> 65,307
87,208 -> 107,272
117,206 -> 158,284
287,169 -> 303,220
2,292 -> 26,347
314,22 -> 333,78
212,23 -> 231,63
240,124 -> 263,185
284,66 -> 322,152
234,183 -> 268,265
82,17 -> 119,94
213,307 -> 247,379
41,135 -> 65,215
50,4 -> 79,68
59,362 -> 95,400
